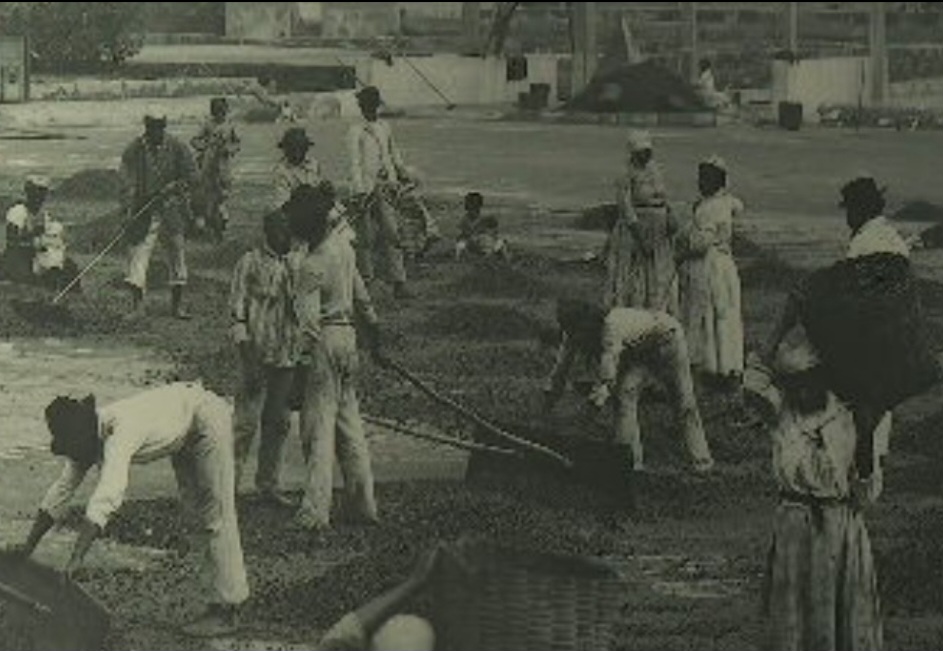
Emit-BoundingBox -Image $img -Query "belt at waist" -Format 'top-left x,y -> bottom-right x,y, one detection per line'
634,201 -> 667,209
779,490 -> 850,508
322,319 -> 354,327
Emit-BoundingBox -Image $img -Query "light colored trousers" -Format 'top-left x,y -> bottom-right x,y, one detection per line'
355,184 -> 406,285
298,326 -> 377,527
613,327 -> 713,470
126,217 -> 188,290
171,391 -> 250,605
233,364 -> 295,492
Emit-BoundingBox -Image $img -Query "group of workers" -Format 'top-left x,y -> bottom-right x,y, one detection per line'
2,85 -> 938,650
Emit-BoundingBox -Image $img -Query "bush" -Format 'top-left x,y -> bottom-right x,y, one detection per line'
1,2 -> 145,72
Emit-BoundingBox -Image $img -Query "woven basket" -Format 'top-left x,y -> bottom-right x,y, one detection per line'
429,540 -> 624,651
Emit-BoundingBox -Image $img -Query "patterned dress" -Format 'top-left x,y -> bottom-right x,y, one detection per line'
761,388 -> 888,651
679,190 -> 745,377
604,160 -> 679,314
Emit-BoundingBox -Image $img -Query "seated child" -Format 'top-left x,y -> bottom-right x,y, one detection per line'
455,191 -> 509,260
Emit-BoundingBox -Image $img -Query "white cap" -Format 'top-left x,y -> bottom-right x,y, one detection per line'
142,103 -> 167,123
626,129 -> 653,152
25,174 -> 51,189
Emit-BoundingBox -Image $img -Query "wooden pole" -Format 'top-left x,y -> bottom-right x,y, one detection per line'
571,2 -> 597,96
869,1 -> 887,106
462,2 -> 482,54
688,2 -> 699,84
787,2 -> 799,53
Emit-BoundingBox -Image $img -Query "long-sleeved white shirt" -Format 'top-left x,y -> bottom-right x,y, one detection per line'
290,231 -> 378,345
847,216 -> 909,260
348,119 -> 405,194
597,308 -> 682,385
40,382 -> 217,529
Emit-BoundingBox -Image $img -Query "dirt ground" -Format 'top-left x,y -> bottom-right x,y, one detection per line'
3,114 -> 943,650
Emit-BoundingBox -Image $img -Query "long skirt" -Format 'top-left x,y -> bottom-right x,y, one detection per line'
604,207 -> 678,314
763,501 -> 882,651
680,247 -> 743,377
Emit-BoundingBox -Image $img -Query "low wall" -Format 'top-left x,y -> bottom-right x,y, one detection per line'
889,76 -> 943,109
772,57 -> 874,121
355,53 -> 564,109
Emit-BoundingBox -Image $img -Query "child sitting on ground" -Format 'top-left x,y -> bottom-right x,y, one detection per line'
455,191 -> 509,260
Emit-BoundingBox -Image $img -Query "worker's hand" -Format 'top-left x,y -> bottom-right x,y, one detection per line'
364,324 -> 390,369
587,383 -> 611,409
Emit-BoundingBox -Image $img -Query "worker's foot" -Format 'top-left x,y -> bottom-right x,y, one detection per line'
258,489 -> 295,509
293,511 -> 331,535
181,603 -> 240,638
123,304 -> 145,322
172,307 -> 193,321
691,457 -> 715,475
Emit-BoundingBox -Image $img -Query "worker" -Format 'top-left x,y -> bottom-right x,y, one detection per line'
1,175 -> 79,289
230,210 -> 303,507
543,298 -> 714,473
191,97 -> 240,242
285,183 -> 386,531
120,106 -> 198,320
10,382 -> 249,638
273,127 -> 322,210
603,130 -> 679,315
348,86 -> 415,299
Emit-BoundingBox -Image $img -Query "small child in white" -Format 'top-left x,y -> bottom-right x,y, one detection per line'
455,192 -> 509,260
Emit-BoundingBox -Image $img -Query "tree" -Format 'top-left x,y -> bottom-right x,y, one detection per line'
2,2 -> 145,72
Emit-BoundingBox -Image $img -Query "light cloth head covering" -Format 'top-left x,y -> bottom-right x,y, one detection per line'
626,129 -> 653,153
700,154 -> 728,174
774,337 -> 821,376
142,103 -> 167,124
25,175 -> 51,190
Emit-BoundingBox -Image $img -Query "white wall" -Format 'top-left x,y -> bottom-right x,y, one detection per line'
355,54 -> 563,109
771,57 -> 874,120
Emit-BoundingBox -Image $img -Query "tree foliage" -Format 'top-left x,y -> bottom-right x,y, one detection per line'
2,2 -> 146,71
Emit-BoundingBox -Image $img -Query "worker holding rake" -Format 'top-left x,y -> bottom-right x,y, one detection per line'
121,105 -> 198,320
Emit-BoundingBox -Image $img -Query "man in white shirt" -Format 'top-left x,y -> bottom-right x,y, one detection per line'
9,382 -> 249,638
543,299 -> 714,473
285,184 -> 385,531
348,86 -> 413,299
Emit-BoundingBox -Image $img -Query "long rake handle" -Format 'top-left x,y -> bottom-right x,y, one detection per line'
363,415 -> 522,458
401,57 -> 456,109
51,184 -> 179,305
384,358 -> 574,468
0,581 -> 52,616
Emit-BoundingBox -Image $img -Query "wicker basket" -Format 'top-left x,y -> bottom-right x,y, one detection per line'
428,540 -> 624,651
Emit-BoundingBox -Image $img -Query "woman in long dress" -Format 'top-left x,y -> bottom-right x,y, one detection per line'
603,130 -> 679,314
678,156 -> 744,386
747,339 -> 885,651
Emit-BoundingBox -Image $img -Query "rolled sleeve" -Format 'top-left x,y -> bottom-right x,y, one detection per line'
348,127 -> 366,195
293,257 -> 324,341
597,315 -> 623,385
85,442 -> 134,529
353,268 -> 378,325
39,460 -> 90,522
229,254 -> 252,343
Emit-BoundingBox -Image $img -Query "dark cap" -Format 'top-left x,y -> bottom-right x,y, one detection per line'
839,176 -> 885,208
278,127 -> 313,150
356,85 -> 382,107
